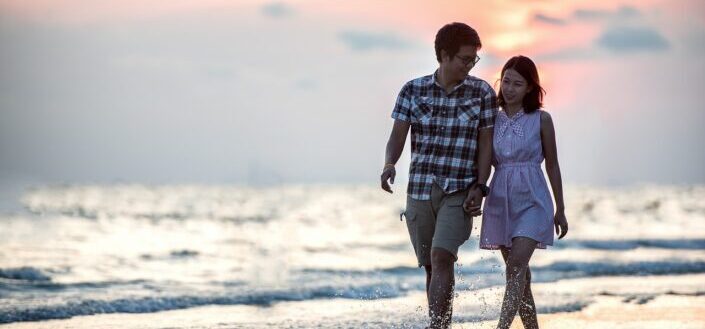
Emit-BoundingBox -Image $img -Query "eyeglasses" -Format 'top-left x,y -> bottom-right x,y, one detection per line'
455,54 -> 481,66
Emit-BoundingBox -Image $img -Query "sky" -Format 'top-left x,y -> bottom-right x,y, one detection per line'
0,0 -> 704,187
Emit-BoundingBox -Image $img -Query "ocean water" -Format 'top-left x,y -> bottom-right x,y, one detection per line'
0,184 -> 704,326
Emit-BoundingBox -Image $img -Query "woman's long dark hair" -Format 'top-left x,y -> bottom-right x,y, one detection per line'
497,55 -> 545,113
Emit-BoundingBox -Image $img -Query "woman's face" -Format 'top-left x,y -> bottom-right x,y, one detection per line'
501,68 -> 531,108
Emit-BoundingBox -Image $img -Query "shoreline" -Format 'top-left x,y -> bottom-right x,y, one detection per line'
474,294 -> 705,329
2,273 -> 704,329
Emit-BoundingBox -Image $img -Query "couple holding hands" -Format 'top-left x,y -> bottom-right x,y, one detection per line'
381,22 -> 568,329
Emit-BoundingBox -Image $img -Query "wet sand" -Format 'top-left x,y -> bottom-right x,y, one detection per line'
3,273 -> 703,329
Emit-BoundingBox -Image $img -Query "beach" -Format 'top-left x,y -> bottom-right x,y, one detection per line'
1,184 -> 704,328
3,274 -> 703,328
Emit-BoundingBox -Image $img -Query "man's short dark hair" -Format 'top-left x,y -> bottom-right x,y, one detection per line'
434,22 -> 482,63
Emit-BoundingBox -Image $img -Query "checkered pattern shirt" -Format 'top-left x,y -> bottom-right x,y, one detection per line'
391,70 -> 498,200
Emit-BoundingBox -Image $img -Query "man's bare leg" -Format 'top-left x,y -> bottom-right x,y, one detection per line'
500,247 -> 539,329
425,265 -> 433,316
497,237 -> 538,329
429,247 -> 455,329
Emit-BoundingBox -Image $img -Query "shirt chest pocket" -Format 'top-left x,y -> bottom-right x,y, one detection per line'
456,104 -> 481,128
411,100 -> 433,124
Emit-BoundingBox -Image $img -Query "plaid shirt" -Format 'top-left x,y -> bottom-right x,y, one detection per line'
391,70 -> 498,200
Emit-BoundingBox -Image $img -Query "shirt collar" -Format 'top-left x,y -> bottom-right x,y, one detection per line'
429,69 -> 470,94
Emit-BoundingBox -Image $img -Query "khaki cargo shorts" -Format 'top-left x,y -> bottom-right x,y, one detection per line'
403,182 -> 473,267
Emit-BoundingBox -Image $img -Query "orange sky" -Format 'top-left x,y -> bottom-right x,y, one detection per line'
1,0 -> 703,184
1,0 -> 691,55
1,0 -> 700,113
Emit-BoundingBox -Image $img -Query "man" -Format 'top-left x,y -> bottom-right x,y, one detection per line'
380,22 -> 497,328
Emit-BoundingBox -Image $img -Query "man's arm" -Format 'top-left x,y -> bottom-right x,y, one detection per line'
476,128 -> 493,186
381,120 -> 410,193
463,127 -> 493,215
464,81 -> 498,215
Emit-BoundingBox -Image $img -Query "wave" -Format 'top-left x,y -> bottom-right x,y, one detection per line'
299,259 -> 705,279
298,257 -> 504,277
535,260 -> 705,277
452,301 -> 590,323
0,284 -> 595,325
555,239 -> 705,250
293,259 -> 705,305
140,249 -> 200,260
0,281 -> 414,323
0,279 -> 150,293
4,259 -> 704,323
0,267 -> 51,281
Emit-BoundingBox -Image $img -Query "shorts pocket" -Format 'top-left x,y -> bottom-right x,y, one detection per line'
445,195 -> 466,207
445,194 -> 472,241
403,208 -> 419,258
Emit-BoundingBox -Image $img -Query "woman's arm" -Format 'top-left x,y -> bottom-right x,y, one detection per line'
540,111 -> 564,210
540,111 -> 568,238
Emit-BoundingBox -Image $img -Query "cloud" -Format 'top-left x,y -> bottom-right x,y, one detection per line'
683,28 -> 705,53
338,30 -> 414,51
537,26 -> 670,61
535,47 -> 596,62
292,78 -> 317,90
534,6 -> 640,27
573,6 -> 640,20
597,26 -> 670,52
533,13 -> 567,26
478,52 -> 502,66
261,2 -> 295,18
531,6 -> 667,61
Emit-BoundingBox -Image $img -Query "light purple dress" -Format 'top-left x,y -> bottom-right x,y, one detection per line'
480,109 -> 554,249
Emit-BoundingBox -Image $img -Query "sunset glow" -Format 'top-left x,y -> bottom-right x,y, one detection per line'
1,1 -> 704,327
0,0 -> 703,185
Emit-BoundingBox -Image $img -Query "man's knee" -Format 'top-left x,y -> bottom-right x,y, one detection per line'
430,247 -> 455,267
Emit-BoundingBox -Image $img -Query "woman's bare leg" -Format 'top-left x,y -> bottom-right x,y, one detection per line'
499,248 -> 539,329
497,237 -> 538,329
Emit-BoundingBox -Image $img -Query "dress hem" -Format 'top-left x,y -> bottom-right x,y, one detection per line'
479,242 -> 550,250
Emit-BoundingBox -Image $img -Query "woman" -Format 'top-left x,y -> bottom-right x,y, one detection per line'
480,55 -> 568,329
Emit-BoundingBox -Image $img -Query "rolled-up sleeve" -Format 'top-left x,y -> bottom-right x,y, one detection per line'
391,83 -> 413,122
479,82 -> 498,129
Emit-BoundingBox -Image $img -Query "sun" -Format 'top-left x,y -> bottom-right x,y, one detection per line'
488,30 -> 537,53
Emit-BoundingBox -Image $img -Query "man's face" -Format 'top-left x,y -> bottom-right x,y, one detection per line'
442,45 -> 479,80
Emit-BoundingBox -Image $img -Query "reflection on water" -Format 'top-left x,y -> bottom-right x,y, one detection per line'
0,184 -> 704,323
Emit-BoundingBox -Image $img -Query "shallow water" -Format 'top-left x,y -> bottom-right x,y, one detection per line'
1,184 -> 704,324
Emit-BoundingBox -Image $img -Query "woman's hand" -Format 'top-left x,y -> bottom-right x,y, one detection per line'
554,210 -> 568,239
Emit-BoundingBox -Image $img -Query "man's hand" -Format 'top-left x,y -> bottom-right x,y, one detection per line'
463,187 -> 484,216
554,210 -> 569,239
380,165 -> 396,193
